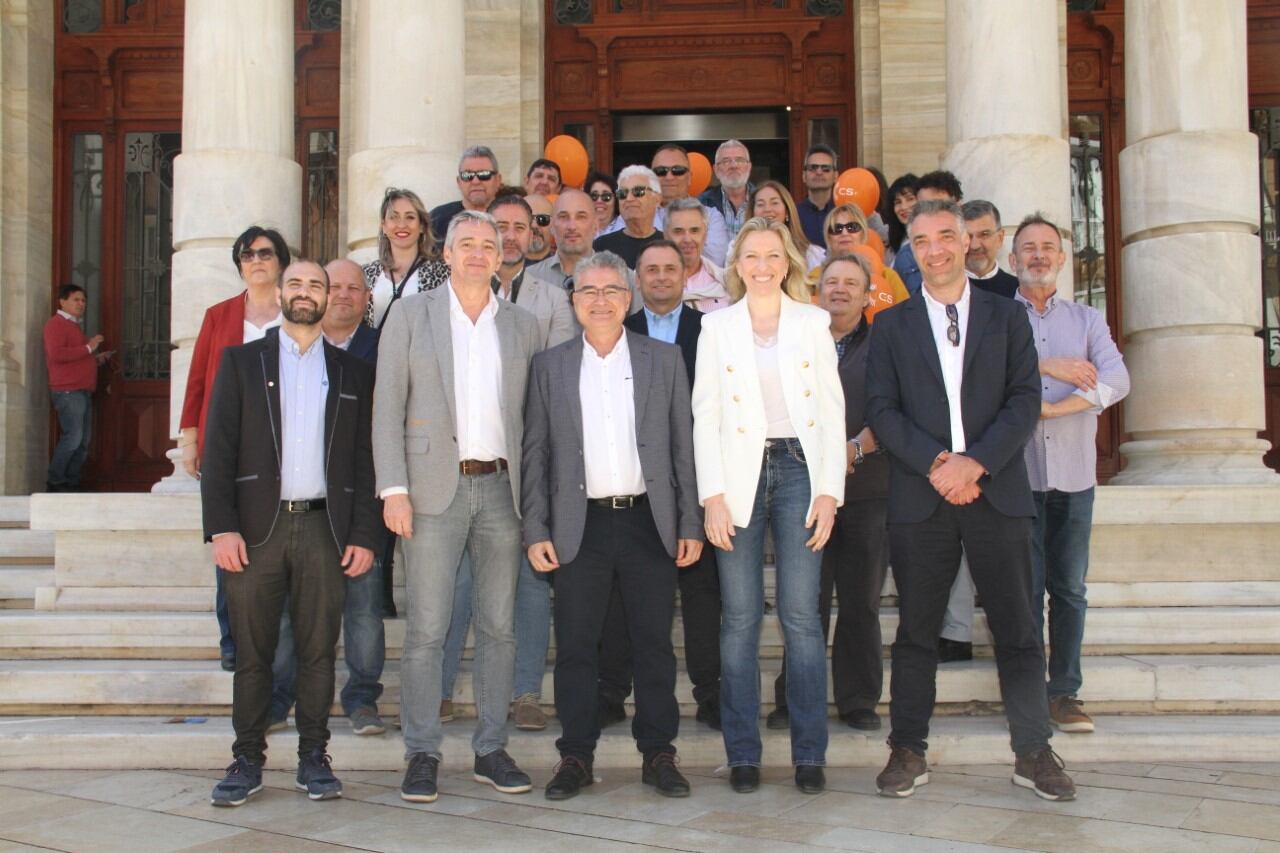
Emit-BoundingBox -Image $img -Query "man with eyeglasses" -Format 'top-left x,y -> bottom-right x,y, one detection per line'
865,199 -> 1074,803
429,145 -> 504,240
699,139 -> 754,243
527,188 -> 598,289
593,165 -> 665,269
522,250 -> 702,801
963,200 -> 1020,299
525,193 -> 555,264
797,144 -> 839,250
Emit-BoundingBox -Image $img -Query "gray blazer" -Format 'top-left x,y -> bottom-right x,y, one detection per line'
521,331 -> 702,564
513,274 -> 577,348
373,285 -> 542,516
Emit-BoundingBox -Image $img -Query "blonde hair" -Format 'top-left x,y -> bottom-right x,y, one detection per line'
724,217 -> 810,304
822,203 -> 869,241
378,188 -> 436,270
749,180 -> 810,253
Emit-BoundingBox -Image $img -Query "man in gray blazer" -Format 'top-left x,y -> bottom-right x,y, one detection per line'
373,210 -> 542,805
522,251 -> 703,801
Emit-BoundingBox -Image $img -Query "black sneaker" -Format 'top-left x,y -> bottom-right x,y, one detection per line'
642,752 -> 691,798
695,700 -> 722,731
598,695 -> 627,728
766,706 -> 790,729
401,752 -> 440,803
545,755 -> 593,801
295,749 -> 343,801
474,749 -> 532,794
938,638 -> 973,663
210,756 -> 262,807
841,708 -> 882,731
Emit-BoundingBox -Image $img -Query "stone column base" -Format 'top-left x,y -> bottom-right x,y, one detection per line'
1113,437 -> 1280,485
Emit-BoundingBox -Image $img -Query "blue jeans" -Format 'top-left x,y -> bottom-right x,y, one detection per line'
48,389 -> 92,487
272,557 -> 388,718
716,439 -> 828,768
1030,488 -> 1095,699
442,552 -> 550,700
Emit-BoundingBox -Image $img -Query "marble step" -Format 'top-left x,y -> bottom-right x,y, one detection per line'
0,496 -> 30,525
0,566 -> 54,602
3,713 -> 1279,771
3,654 -> 1278,714
0,529 -> 54,562
3,607 -> 1279,658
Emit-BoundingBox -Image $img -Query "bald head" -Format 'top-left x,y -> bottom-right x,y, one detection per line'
552,188 -> 597,260
323,258 -> 369,337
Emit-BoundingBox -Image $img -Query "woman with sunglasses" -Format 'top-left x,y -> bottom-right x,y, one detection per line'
586,170 -> 618,233
693,217 -> 845,795
180,225 -> 291,671
813,204 -> 910,304
362,188 -> 449,330
750,181 -> 826,271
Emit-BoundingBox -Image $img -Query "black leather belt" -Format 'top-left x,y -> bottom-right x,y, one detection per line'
282,498 -> 326,513
460,458 -> 508,476
588,494 -> 647,509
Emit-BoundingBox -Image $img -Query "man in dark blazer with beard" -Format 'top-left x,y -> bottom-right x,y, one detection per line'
202,259 -> 380,808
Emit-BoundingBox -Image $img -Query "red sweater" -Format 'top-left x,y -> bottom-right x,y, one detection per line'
43,313 -> 97,392
181,292 -> 247,455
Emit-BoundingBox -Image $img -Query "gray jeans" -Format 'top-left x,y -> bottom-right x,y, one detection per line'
940,551 -> 974,642
399,469 -> 521,760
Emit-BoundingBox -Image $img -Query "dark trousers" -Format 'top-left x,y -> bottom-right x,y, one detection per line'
888,497 -> 1051,756
222,509 -> 347,764
598,545 -> 721,708
554,502 -> 679,762
775,499 -> 889,714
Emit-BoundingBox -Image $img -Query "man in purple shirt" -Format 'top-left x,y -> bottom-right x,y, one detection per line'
1010,213 -> 1129,736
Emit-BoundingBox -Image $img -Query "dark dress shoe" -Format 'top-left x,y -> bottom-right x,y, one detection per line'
597,695 -> 627,728
937,638 -> 973,663
795,765 -> 825,794
695,700 -> 721,731
765,706 -> 790,729
545,756 -> 593,800
729,765 -> 760,793
841,708 -> 882,730
220,652 -> 236,672
642,753 -> 690,798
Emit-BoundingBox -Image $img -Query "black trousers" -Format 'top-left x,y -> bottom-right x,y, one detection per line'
888,497 -> 1051,755
775,499 -> 889,714
223,509 -> 347,764
554,502 -> 679,762
598,545 -> 721,707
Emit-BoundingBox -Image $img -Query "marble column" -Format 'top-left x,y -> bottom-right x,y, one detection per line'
941,0 -> 1072,291
154,0 -> 301,493
1112,0 -> 1276,484
344,1 -> 465,262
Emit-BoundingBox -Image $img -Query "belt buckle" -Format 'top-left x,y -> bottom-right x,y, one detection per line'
611,496 -> 629,509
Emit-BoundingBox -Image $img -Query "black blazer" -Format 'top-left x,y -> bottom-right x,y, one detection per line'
346,322 -> 380,366
201,331 -> 381,554
838,318 -> 889,503
624,304 -> 703,388
865,286 -> 1040,523
970,268 -> 1019,300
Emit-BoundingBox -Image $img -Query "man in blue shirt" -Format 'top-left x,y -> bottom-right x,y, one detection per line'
797,144 -> 838,250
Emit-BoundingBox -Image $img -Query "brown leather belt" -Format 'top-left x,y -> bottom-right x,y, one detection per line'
459,458 -> 508,476
588,494 -> 647,510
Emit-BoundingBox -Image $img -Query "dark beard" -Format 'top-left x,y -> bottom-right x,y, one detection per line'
283,298 -> 324,324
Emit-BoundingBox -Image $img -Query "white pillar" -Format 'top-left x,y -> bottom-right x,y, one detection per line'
941,0 -> 1072,289
345,1 -> 465,262
155,0 -> 301,492
1112,0 -> 1276,485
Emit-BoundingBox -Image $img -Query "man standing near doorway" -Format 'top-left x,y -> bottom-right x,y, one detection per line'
43,284 -> 108,492
700,139 -> 754,244
797,144 -> 838,250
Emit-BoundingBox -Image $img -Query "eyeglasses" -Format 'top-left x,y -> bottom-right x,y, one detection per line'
458,169 -> 496,182
574,285 -> 629,302
828,222 -> 864,236
239,248 -> 277,262
652,165 -> 689,178
616,187 -> 650,200
532,214 -> 551,227
945,303 -> 961,347
588,190 -> 614,203
805,163 -> 835,173
716,157 -> 750,167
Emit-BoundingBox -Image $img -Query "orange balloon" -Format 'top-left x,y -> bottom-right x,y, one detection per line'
834,168 -> 881,217
688,152 -> 713,196
864,228 -> 886,261
544,135 -> 589,189
865,273 -> 898,324
851,244 -> 885,276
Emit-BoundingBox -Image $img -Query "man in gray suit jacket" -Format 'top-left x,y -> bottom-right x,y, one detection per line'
373,210 -> 542,805
522,251 -> 703,801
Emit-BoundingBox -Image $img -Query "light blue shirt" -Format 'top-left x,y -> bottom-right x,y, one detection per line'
277,328 -> 329,501
643,303 -> 682,345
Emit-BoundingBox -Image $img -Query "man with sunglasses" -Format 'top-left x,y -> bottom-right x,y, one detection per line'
797,144 -> 839,250
865,199 -> 1074,803
593,165 -> 665,269
429,145 -> 504,240
650,144 -> 729,266
525,194 -> 555,264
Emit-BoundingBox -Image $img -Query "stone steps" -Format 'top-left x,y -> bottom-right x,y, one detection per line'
0,565 -> 55,605
2,713 -> 1278,771
0,496 -> 30,525
0,529 -> 53,563
3,654 -> 1279,716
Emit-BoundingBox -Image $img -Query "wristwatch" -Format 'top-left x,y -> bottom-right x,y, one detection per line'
850,437 -> 865,466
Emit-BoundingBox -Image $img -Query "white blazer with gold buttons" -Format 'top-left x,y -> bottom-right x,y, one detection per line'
691,294 -> 847,528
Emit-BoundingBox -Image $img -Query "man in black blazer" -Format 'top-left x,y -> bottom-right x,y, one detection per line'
866,200 -> 1075,802
203,259 -> 381,808
596,240 -> 723,732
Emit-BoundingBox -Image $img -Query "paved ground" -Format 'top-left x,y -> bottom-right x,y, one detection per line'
2,760 -> 1280,852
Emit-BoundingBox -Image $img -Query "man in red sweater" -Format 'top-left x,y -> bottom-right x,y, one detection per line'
43,284 -> 108,491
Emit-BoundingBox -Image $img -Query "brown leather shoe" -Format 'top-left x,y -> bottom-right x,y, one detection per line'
439,699 -> 455,723
511,694 -> 547,731
1013,748 -> 1076,801
876,745 -> 929,797
1049,695 -> 1094,733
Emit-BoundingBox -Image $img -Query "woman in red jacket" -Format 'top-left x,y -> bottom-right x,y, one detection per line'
180,225 -> 289,670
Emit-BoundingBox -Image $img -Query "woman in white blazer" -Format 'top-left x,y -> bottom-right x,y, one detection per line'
692,217 -> 846,794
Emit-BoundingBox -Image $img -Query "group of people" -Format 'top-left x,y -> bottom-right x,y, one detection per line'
168,137 -> 1128,810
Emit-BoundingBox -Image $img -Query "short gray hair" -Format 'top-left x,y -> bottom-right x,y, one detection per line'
617,164 -> 661,195
458,145 -> 499,172
715,138 -> 749,161
961,199 -> 1002,228
907,198 -> 965,236
665,196 -> 708,225
444,209 -> 503,255
571,250 -> 630,287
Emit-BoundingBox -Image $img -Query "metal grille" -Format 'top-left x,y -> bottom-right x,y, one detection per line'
63,0 -> 101,32
304,129 -> 340,263
1069,113 -> 1107,312
1256,107 -> 1280,368
121,132 -> 179,381
69,133 -> 104,337
305,0 -> 341,31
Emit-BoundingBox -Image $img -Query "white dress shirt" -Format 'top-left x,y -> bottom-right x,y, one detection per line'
921,283 -> 971,453
277,328 -> 328,501
243,314 -> 282,344
448,283 -> 506,461
580,333 -> 646,498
